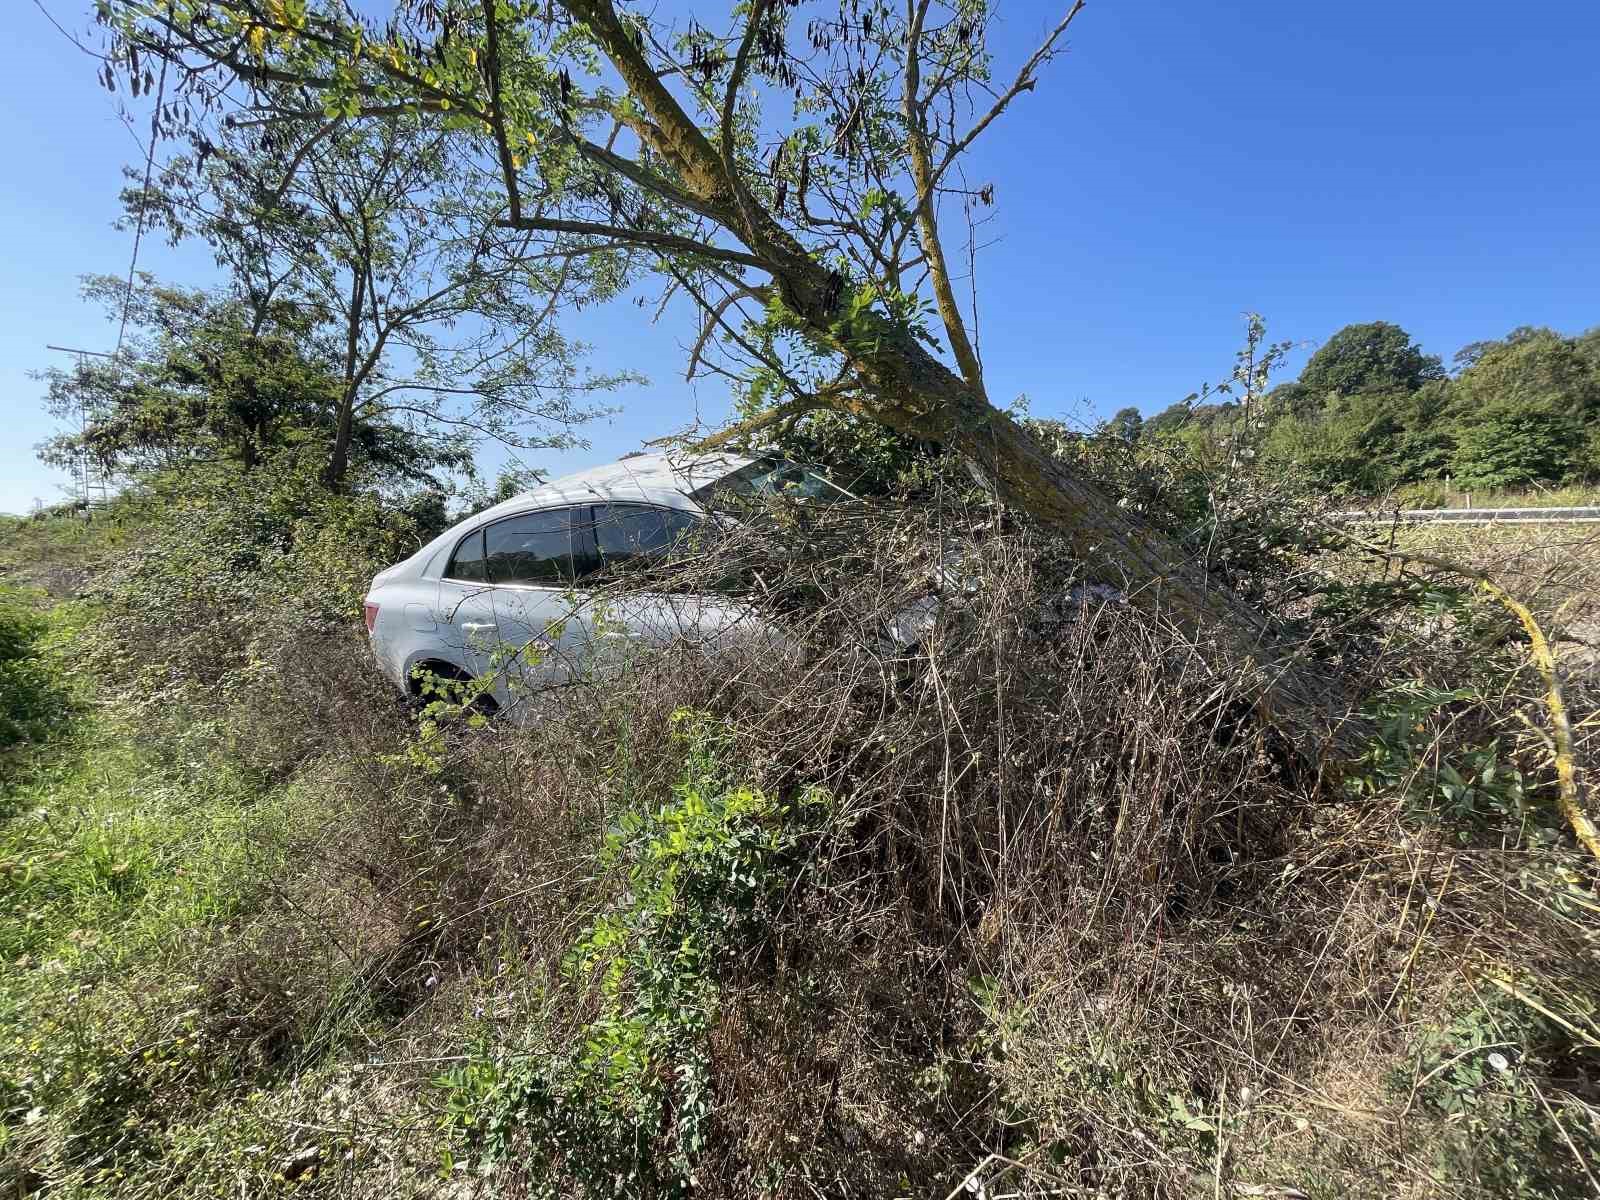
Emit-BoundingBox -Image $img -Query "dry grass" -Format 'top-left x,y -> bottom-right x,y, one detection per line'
7,498 -> 1600,1199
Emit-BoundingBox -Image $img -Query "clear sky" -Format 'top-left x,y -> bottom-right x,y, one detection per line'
3,1 -> 1598,513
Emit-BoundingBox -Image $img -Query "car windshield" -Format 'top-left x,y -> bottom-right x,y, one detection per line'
692,456 -> 855,508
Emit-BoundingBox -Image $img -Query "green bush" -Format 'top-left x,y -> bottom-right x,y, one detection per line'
1450,406 -> 1583,491
1405,991 -> 1600,1199
0,587 -> 71,764
1347,678 -> 1537,836
437,711 -> 829,1197
83,464 -> 421,722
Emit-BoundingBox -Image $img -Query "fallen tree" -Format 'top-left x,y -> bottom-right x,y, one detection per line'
96,0 -> 1350,748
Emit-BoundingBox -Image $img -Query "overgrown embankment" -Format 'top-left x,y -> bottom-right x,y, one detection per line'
2,472 -> 1598,1199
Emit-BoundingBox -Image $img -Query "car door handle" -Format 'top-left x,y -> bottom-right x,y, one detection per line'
461,621 -> 498,632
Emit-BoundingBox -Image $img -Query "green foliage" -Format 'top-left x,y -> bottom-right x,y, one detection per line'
1297,320 -> 1445,398
1449,404 -> 1583,491
118,104 -> 620,488
1034,418 -> 1339,606
1347,678 -> 1533,834
38,276 -> 473,487
0,706 -> 312,1184
104,462 -> 416,625
1105,406 -> 1143,443
1230,319 -> 1600,494
74,462 -> 424,777
737,407 -> 960,499
1452,326 -> 1600,414
0,588 -> 73,768
436,712 -> 827,1197
1404,991 -> 1600,1199
1257,391 -> 1405,492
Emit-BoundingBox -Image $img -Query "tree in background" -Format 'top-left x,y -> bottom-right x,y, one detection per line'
1297,321 -> 1445,400
1449,408 -> 1579,491
1246,318 -> 1600,495
1107,406 -> 1143,443
1144,399 -> 1203,438
1446,328 -> 1600,489
1449,327 -> 1599,416
125,103 -> 628,488
1248,322 -> 1441,492
37,275 -> 467,486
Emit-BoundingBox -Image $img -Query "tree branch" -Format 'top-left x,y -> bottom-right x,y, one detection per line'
480,0 -> 524,226
694,396 -> 825,452
567,135 -> 732,226
934,1 -> 1088,181
719,0 -> 773,243
495,214 -> 769,270
904,0 -> 986,398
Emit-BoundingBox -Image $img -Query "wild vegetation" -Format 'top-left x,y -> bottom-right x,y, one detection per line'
5,1 -> 1599,1196
1140,319 -> 1600,499
6,402 -> 1600,1197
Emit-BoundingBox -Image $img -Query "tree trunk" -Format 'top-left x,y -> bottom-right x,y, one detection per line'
575,0 -> 1353,755
820,319 -> 1353,757
324,384 -> 356,491
323,270 -> 367,491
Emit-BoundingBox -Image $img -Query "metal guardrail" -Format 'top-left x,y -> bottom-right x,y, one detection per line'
1332,507 -> 1600,525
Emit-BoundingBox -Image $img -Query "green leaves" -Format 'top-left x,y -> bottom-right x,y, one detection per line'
0,588 -> 74,761
435,711 -> 830,1197
1406,991 -> 1600,1198
1448,404 -> 1584,491
1299,321 -> 1446,399
1347,679 -> 1533,834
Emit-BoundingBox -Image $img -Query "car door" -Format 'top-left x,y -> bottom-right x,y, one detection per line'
434,525 -> 501,684
584,502 -> 759,655
483,506 -> 593,698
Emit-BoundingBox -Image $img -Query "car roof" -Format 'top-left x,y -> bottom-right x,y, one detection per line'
470,450 -> 760,526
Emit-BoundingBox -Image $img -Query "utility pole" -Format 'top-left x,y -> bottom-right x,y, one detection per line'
45,344 -> 116,517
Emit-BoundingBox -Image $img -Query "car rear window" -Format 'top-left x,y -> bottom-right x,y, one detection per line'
591,504 -> 701,565
445,530 -> 487,582
484,508 -> 577,585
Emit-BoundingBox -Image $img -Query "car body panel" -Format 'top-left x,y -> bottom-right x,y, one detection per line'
364,452 -> 778,705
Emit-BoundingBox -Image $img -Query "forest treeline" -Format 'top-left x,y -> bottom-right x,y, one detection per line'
1119,321 -> 1600,497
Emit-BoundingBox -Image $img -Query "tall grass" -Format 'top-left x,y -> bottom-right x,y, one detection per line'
3,483 -> 1598,1198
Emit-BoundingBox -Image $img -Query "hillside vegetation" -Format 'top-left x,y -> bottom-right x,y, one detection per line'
3,434 -> 1598,1199
1137,321 -> 1600,500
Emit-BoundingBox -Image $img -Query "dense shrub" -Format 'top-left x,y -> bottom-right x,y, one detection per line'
8,444 -> 1598,1199
0,587 -> 71,767
82,464 -> 421,717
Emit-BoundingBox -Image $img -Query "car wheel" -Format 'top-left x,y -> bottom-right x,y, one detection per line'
408,661 -> 500,717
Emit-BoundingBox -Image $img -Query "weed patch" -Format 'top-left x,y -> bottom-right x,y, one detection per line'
437,711 -> 830,1197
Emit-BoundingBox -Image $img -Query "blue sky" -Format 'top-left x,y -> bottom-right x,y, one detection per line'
3,1 -> 1597,513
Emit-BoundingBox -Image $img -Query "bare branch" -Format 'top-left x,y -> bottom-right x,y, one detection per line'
496,214 -> 770,271
687,290 -> 752,381
934,2 -> 1088,182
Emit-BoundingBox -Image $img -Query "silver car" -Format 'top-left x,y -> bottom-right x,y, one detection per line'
362,451 -> 857,712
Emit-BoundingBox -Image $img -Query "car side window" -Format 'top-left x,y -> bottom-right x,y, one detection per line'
591,504 -> 701,565
484,508 -> 578,586
446,529 -> 487,582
